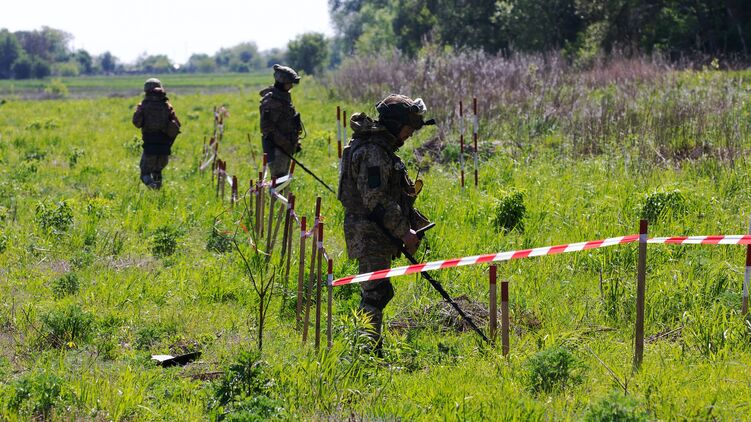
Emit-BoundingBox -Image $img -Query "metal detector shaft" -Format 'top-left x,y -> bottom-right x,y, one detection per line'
371,219 -> 489,343
273,144 -> 335,194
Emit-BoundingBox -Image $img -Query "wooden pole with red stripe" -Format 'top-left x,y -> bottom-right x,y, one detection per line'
327,258 -> 333,350
633,219 -> 648,371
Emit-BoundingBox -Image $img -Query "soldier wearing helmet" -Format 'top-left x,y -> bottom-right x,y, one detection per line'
259,64 -> 302,178
337,94 -> 435,353
132,78 -> 181,189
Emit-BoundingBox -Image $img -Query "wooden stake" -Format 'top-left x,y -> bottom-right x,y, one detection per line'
315,222 -> 324,350
258,171 -> 265,237
501,280 -> 510,357
283,195 -> 295,306
459,101 -> 465,189
489,265 -> 497,342
327,258 -> 333,350
280,194 -> 293,259
304,197 -> 322,340
265,179 -> 277,252
297,216 -> 307,331
231,175 -> 238,206
743,214 -> 751,315
633,219 -> 648,371
473,97 -> 479,188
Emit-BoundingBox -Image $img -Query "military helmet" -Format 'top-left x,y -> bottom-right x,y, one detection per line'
273,64 -> 301,85
144,78 -> 162,92
376,94 -> 435,130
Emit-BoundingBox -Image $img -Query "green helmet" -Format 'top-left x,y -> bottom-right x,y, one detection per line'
376,94 -> 435,130
273,64 -> 301,85
144,78 -> 163,92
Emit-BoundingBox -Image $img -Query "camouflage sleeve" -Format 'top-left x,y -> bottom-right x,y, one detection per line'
132,103 -> 143,128
352,145 -> 410,239
167,103 -> 181,128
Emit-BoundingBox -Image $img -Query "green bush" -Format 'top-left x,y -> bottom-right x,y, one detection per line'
525,346 -> 583,394
206,227 -> 233,253
35,201 -> 73,234
210,350 -> 282,419
6,372 -> 66,418
585,391 -> 648,421
492,190 -> 526,232
40,304 -> 94,348
135,321 -> 178,350
51,273 -> 79,298
68,148 -> 85,168
640,190 -> 687,222
0,234 -> 7,254
151,225 -> 179,258
43,79 -> 69,99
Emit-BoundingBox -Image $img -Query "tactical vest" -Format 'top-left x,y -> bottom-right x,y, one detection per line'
141,98 -> 170,133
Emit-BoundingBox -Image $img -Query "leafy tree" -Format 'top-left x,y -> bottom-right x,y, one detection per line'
286,32 -> 329,75
14,27 -> 72,62
74,50 -> 92,74
99,51 -> 116,73
137,54 -> 174,73
31,59 -> 51,79
11,56 -> 32,79
0,29 -> 23,79
185,53 -> 217,73
263,48 -> 286,68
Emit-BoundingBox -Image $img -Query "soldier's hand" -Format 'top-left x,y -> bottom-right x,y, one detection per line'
401,229 -> 420,255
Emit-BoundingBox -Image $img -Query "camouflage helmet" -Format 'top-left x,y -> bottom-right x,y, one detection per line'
376,94 -> 435,130
144,78 -> 162,92
273,64 -> 301,85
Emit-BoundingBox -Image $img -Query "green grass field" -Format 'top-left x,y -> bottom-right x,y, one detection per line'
1,72 -> 750,420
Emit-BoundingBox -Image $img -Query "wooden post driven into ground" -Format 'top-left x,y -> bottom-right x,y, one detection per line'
501,280 -> 510,357
489,265 -> 497,341
633,219 -> 648,371
327,258 -> 333,350
459,101 -> 465,189
315,222 -> 324,350
472,97 -> 478,187
303,197 -> 322,342
743,215 -> 751,315
297,216 -> 307,331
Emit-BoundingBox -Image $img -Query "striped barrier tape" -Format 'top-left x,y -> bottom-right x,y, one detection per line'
332,234 -> 751,286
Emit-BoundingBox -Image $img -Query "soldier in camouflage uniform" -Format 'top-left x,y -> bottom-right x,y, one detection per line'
338,94 -> 435,352
259,64 -> 302,179
132,78 -> 181,189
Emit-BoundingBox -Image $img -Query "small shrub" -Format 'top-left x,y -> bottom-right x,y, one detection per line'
209,349 -> 281,419
6,372 -> 66,418
123,136 -> 142,154
51,273 -> 79,298
492,190 -> 526,232
640,190 -> 687,222
206,227 -> 233,253
150,225 -> 179,258
35,201 -> 73,234
68,147 -> 85,168
0,233 -> 7,254
525,346 -> 583,394
43,79 -> 69,99
40,304 -> 94,348
135,322 -> 178,350
585,391 -> 648,421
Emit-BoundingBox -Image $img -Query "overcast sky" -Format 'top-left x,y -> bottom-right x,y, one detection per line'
1,0 -> 334,65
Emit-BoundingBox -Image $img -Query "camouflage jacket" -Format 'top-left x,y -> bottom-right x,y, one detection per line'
338,113 -> 416,259
259,86 -> 301,154
132,90 -> 181,155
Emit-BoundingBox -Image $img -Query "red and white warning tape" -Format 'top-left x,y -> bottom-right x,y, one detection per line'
332,234 -> 751,286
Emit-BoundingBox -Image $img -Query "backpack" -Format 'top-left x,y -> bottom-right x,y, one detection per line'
141,99 -> 170,132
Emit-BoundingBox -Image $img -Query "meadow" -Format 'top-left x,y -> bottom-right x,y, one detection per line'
1,67 -> 751,420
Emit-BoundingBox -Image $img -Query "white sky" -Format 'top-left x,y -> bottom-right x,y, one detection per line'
0,0 -> 334,65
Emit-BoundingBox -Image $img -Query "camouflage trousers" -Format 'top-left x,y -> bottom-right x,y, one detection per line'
268,148 -> 291,179
358,255 -> 394,352
139,153 -> 169,189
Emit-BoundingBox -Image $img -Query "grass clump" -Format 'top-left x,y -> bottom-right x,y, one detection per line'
640,190 -> 687,222
525,346 -> 583,394
35,200 -> 73,234
5,371 -> 67,419
584,391 -> 648,421
492,190 -> 526,232
150,225 -> 180,258
39,304 -> 94,348
51,273 -> 79,298
206,226 -> 233,253
209,349 -> 282,420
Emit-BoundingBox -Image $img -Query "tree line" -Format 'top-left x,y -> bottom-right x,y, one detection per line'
328,0 -> 750,62
0,26 -> 330,80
